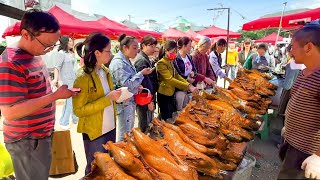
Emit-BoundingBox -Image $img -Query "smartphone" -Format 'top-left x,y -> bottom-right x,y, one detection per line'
71,88 -> 81,93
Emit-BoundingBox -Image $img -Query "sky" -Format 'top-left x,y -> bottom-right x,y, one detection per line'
1,0 -> 320,41
71,0 -> 320,31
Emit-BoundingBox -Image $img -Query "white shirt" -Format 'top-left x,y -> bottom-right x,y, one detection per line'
97,68 -> 115,134
182,55 -> 193,77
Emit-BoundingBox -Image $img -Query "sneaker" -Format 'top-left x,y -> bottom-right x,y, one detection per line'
60,124 -> 70,130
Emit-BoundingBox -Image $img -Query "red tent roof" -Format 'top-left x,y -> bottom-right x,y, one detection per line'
136,29 -> 162,39
162,28 -> 191,39
242,8 -> 320,31
198,26 -> 241,38
2,5 -> 114,38
185,29 -> 204,41
97,17 -> 140,37
254,32 -> 284,45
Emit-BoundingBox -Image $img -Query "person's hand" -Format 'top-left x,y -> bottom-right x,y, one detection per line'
187,76 -> 195,84
301,154 -> 320,179
225,77 -> 233,83
188,85 -> 199,94
204,77 -> 215,86
53,85 -> 77,99
138,85 -> 144,93
107,89 -> 122,101
141,68 -> 154,75
281,127 -> 285,137
51,79 -> 58,87
148,102 -> 155,111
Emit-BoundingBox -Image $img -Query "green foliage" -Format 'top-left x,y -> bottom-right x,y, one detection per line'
0,41 -> 6,47
236,29 -> 290,42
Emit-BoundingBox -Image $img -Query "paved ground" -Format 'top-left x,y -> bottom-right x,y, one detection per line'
0,100 -> 283,180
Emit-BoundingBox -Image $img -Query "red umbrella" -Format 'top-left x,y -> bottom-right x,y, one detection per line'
97,17 -> 140,38
242,8 -> 320,31
198,26 -> 241,38
162,28 -> 191,40
254,32 -> 284,45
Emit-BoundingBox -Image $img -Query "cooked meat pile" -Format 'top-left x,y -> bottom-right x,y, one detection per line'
84,69 -> 276,180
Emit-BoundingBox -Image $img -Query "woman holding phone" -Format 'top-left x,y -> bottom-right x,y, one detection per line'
72,33 -> 121,175
109,34 -> 153,141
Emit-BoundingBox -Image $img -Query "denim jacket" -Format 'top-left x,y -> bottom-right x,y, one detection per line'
109,51 -> 144,103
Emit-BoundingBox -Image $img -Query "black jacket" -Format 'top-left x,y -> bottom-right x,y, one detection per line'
134,52 -> 158,96
173,52 -> 205,85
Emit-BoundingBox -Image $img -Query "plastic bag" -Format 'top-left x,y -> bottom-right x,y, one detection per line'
0,143 -> 14,178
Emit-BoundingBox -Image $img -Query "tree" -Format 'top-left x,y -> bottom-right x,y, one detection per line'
237,28 -> 290,42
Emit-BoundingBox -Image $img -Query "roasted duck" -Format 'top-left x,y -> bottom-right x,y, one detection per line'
103,141 -> 153,180
152,119 -> 237,174
130,128 -> 198,180
85,152 -> 136,180
175,110 -> 228,149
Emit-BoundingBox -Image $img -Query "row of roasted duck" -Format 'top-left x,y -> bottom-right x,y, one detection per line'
84,69 -> 277,180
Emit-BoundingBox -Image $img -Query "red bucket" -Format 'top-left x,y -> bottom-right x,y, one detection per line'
134,88 -> 152,106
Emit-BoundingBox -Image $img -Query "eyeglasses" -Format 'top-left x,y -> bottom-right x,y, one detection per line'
27,30 -> 60,51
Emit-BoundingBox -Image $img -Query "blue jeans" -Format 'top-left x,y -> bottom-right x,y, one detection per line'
228,65 -> 237,80
82,129 -> 116,175
59,97 -> 78,126
116,102 -> 135,142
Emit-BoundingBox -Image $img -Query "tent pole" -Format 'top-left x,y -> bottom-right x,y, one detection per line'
207,7 -> 230,88
276,2 -> 287,45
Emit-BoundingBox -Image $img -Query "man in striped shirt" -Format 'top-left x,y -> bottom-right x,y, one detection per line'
0,9 -> 77,180
278,24 -> 320,179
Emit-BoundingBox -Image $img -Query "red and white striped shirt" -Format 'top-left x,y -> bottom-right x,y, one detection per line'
285,69 -> 320,155
0,47 -> 55,143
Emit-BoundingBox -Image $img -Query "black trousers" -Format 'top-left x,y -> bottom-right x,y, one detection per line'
278,141 -> 310,179
136,104 -> 154,133
157,93 -> 176,121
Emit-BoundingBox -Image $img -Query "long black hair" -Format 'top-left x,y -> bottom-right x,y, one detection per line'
76,32 -> 111,74
177,36 -> 191,49
159,40 -> 177,60
211,38 -> 227,52
58,35 -> 72,53
118,34 -> 136,51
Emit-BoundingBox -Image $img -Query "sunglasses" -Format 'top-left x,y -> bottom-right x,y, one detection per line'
27,30 -> 60,51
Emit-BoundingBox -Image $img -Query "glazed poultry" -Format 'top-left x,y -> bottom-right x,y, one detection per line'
229,86 -> 261,102
85,152 -> 136,180
130,128 -> 198,180
157,119 -> 222,156
220,143 -> 247,164
175,110 -> 228,149
201,90 -> 266,115
114,140 -> 175,180
103,141 -> 153,180
243,68 -> 272,80
152,119 -> 237,174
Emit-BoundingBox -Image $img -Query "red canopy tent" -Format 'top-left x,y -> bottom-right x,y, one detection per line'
135,29 -> 162,40
242,8 -> 320,31
254,32 -> 283,45
198,26 -> 241,39
97,17 -> 140,38
185,29 -> 204,41
162,28 -> 191,39
2,5 -> 115,38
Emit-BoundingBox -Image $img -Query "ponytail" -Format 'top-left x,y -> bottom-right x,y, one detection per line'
158,46 -> 166,60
